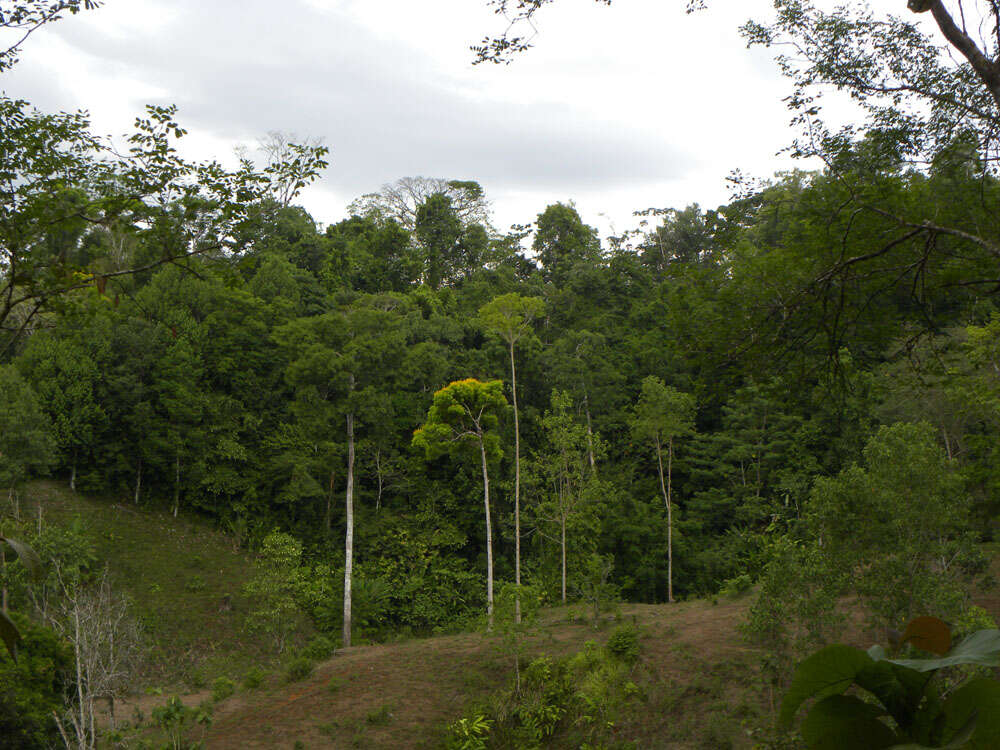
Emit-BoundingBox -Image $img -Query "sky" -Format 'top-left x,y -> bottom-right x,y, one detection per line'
2,0 -> 916,240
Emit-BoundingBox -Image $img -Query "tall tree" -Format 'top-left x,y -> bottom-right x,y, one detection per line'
532,390 -> 605,603
478,292 -> 544,621
415,193 -> 463,290
413,379 -> 507,626
532,203 -> 602,284
631,376 -> 696,603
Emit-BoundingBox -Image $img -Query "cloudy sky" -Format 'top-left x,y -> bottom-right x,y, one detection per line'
3,0 -> 914,238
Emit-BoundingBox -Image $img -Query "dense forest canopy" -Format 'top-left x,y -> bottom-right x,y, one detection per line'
3,1 -> 1000,745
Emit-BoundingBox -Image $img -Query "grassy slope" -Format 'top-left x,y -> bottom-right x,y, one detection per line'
205,599 -> 765,749
22,480 -> 283,688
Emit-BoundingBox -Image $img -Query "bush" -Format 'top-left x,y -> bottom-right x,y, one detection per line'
606,625 -> 640,665
284,656 -> 315,683
300,634 -> 336,661
0,615 -> 74,750
211,676 -> 236,703
719,573 -> 752,598
242,666 -> 267,690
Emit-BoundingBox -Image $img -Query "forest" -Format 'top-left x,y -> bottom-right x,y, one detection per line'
4,1 -> 1000,748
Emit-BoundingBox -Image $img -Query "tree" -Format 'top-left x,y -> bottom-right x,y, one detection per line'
348,177 -> 491,232
532,203 -> 601,284
747,422 -> 985,673
280,300 -> 405,647
243,531 -> 304,654
17,332 -> 106,492
415,193 -> 463,290
630,376 -> 696,603
413,379 -> 507,626
479,292 -> 544,620
531,391 -> 605,603
0,366 -> 55,509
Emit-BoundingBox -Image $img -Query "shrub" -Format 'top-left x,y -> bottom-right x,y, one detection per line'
606,625 -> 640,665
0,615 -> 74,750
211,676 -> 235,703
242,666 -> 266,690
284,656 -> 314,683
300,634 -> 336,661
719,573 -> 752,598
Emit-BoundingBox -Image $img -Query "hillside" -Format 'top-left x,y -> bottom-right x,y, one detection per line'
14,481 -> 1000,749
203,598 -> 762,749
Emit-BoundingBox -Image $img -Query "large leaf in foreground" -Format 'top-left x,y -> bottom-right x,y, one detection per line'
779,645 -> 874,727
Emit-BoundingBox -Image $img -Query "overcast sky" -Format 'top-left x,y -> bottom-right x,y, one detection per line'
3,0 -> 914,239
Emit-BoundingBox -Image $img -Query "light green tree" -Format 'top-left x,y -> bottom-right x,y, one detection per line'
631,376 -> 696,602
479,292 -> 544,621
0,366 -> 55,511
413,379 -> 507,626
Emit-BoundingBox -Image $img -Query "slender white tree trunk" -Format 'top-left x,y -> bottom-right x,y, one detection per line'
510,341 -> 522,623
70,450 -> 77,493
560,515 -> 567,604
172,454 -> 180,518
584,391 -> 597,474
480,438 -> 494,629
656,436 -> 674,603
134,459 -> 141,505
343,412 -> 355,649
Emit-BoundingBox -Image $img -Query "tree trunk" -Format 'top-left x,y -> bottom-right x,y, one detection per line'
480,437 -> 494,629
172,454 -> 180,517
134,459 -> 141,505
584,392 -> 597,474
343,412 -> 355,649
70,450 -> 77,493
561,515 -> 567,604
667,436 -> 674,604
656,436 -> 674,603
510,341 -> 522,623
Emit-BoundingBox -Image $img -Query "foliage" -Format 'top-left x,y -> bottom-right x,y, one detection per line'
746,422 -> 986,677
780,617 -> 1000,749
284,656 -> 315,683
151,696 -> 213,750
242,530 -> 304,653
0,614 -> 73,750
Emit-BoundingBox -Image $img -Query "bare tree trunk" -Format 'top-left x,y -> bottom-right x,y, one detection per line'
343,412 -> 355,649
70,450 -> 77,493
667,436 -> 674,603
656,436 -> 674,603
134,459 -> 141,505
584,397 -> 597,474
172,454 -> 180,518
480,438 -> 494,629
561,515 -> 567,604
510,341 -> 522,623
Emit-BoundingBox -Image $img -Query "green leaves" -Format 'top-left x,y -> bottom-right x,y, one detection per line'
781,619 -> 1000,749
779,644 -> 875,727
800,695 -> 897,750
0,535 -> 42,660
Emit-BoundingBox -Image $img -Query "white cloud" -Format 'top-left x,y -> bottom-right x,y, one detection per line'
0,0 -> 922,239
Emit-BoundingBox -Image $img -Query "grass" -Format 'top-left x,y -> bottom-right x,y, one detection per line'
19,480 -> 305,689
